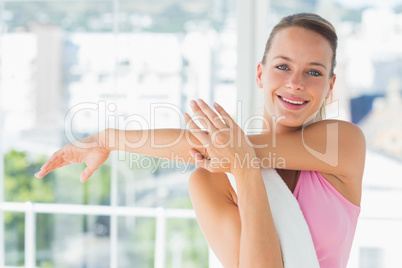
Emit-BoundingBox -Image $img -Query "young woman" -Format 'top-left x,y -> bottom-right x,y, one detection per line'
35,13 -> 366,268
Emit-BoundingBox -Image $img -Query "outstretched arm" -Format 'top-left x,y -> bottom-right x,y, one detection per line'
35,101 -> 365,185
35,127 -> 208,182
105,128 -> 206,161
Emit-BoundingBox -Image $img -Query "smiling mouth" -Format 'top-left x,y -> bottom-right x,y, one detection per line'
278,95 -> 308,105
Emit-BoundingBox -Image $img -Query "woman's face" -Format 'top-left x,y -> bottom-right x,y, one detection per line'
257,26 -> 336,131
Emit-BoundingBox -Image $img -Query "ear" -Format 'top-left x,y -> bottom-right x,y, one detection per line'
326,74 -> 336,99
256,62 -> 264,88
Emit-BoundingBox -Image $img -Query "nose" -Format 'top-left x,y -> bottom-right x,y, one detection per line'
285,72 -> 304,91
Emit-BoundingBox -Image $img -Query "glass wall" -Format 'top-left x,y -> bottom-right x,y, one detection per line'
1,0 -> 402,267
0,0 -> 235,267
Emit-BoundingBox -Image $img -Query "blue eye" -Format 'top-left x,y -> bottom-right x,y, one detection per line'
276,65 -> 289,71
309,70 -> 322,77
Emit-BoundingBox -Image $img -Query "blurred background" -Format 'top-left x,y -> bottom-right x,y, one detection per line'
0,0 -> 401,267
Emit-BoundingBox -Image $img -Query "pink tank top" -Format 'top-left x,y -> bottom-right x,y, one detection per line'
293,170 -> 360,268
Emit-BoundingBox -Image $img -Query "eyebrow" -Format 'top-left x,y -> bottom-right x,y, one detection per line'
273,55 -> 327,70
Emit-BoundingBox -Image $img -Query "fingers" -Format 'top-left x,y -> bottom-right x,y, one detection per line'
212,102 -> 236,128
35,152 -> 62,178
189,148 -> 210,170
34,169 -> 47,179
35,161 -> 69,178
184,112 -> 209,145
190,99 -> 227,130
40,150 -> 61,170
43,156 -> 65,172
80,166 -> 95,183
35,150 -> 69,178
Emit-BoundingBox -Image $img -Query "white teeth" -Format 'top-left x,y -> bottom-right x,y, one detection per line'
280,96 -> 306,105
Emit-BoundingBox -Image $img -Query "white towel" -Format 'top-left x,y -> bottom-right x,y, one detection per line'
226,168 -> 320,268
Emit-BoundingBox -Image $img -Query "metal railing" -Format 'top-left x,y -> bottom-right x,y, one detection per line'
0,201 -> 221,268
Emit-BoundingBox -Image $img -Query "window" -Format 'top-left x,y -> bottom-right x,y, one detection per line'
2,0 -> 402,267
359,247 -> 384,268
0,1 -> 236,267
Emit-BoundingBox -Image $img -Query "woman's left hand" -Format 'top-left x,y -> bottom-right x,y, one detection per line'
184,99 -> 259,175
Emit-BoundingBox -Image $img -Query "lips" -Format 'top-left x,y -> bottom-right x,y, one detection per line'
277,94 -> 309,110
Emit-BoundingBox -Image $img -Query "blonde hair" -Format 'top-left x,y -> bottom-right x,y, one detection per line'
315,101 -> 327,121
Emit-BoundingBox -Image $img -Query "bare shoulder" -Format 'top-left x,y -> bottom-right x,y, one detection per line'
307,121 -> 365,200
303,120 -> 366,150
317,120 -> 366,177
307,120 -> 365,206
306,119 -> 365,144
